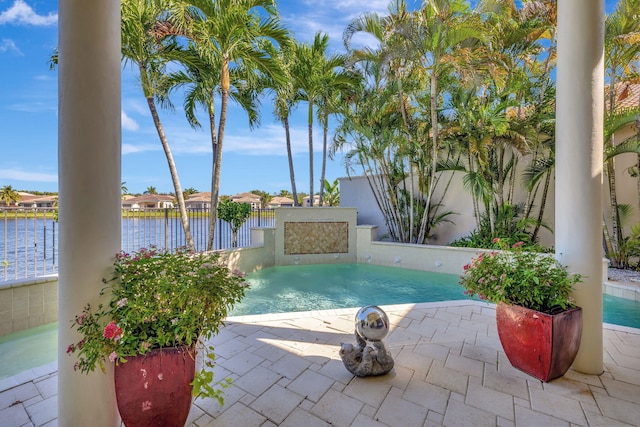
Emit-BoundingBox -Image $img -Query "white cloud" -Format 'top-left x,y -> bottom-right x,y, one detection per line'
0,38 -> 21,54
122,110 -> 140,131
0,0 -> 57,26
0,168 -> 57,182
122,143 -> 159,155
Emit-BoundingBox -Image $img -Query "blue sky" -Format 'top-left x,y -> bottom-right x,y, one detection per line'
0,0 -> 620,196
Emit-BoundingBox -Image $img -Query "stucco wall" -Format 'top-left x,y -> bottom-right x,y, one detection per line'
0,276 -> 58,337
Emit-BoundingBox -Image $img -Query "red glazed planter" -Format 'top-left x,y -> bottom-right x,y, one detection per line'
114,346 -> 196,427
496,303 -> 582,382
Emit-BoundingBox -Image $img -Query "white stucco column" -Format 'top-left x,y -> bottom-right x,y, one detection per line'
58,0 -> 121,425
556,0 -> 604,374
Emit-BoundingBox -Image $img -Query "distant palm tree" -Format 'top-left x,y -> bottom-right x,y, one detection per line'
144,186 -> 157,195
0,185 -> 19,206
121,182 -> 129,196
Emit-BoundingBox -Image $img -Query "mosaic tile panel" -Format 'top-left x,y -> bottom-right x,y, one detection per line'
284,222 -> 349,254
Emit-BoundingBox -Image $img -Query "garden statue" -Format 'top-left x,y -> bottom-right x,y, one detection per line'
340,305 -> 394,377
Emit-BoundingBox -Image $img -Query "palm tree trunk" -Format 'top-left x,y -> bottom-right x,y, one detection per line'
319,110 -> 328,206
145,95 -> 195,252
207,98 -> 218,251
284,116 -> 299,206
308,100 -> 314,206
532,166 -> 551,242
214,60 -> 230,245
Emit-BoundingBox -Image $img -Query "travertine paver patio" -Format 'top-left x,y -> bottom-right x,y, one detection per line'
1,301 -> 639,426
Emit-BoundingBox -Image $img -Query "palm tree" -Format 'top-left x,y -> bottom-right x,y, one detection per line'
121,0 -> 195,250
315,49 -> 359,206
264,39 -> 301,206
292,33 -> 334,206
176,0 -> 289,248
604,0 -> 640,260
0,185 -> 19,206
121,182 -> 129,196
144,186 -> 158,195
165,44 -> 260,250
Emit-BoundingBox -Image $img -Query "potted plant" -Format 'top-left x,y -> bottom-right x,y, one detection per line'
66,246 -> 247,426
459,238 -> 583,382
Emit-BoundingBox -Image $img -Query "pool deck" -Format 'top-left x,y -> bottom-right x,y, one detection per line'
1,301 -> 639,427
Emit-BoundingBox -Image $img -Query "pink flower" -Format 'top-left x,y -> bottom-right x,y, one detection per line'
75,313 -> 87,325
109,351 -> 117,362
103,321 -> 123,340
66,344 -> 75,354
512,241 -> 524,248
492,237 -> 500,243
117,298 -> 128,308
463,264 -> 469,271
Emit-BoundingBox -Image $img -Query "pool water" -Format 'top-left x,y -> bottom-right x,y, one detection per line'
1,263 -> 639,379
0,322 -> 57,379
232,264 -> 640,331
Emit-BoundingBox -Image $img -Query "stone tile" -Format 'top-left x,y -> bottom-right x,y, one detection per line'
195,384 -> 246,419
514,404 -> 569,426
310,389 -> 363,426
24,395 -> 57,427
280,407 -> 330,427
250,384 -> 304,424
465,381 -> 514,420
425,362 -> 469,395
0,404 -> 30,427
204,402 -> 265,427
34,376 -> 57,400
233,365 -> 282,396
350,413 -> 388,427
444,353 -> 484,378
413,342 -> 450,361
606,364 -> 640,387
268,353 -> 311,380
342,376 -> 391,408
394,346 -> 433,375
529,387 -> 587,425
220,350 -> 264,376
591,386 -> 640,426
540,377 -> 597,405
286,370 -> 334,403
443,398 -> 496,426
401,376 -> 449,414
0,382 -> 40,410
317,359 -> 354,385
375,393 -> 428,427
483,364 -> 530,400
461,341 -> 498,365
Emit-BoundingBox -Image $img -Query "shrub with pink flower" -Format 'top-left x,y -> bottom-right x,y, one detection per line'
458,238 -> 582,313
66,246 -> 248,399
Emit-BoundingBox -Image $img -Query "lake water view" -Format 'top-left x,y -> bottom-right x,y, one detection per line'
1,209 -> 275,281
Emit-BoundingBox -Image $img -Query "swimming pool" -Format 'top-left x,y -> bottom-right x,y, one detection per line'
232,264 -> 640,330
1,263 -> 639,379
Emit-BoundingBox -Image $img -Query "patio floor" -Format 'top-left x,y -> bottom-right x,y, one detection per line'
1,301 -> 639,426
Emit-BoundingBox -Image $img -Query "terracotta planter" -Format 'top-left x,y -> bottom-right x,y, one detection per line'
496,303 -> 582,382
114,346 -> 196,427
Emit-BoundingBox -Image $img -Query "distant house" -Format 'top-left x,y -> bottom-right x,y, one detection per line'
302,195 -> 321,207
268,196 -> 295,208
230,192 -> 261,209
185,192 -> 212,210
121,194 -> 174,209
14,192 -> 58,208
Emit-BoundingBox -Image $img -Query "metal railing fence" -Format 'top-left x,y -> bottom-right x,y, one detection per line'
0,207 -> 275,282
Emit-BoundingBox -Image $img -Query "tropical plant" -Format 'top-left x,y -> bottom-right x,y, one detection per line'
459,238 -> 581,313
217,200 -> 252,248
121,0 -> 195,250
173,0 -> 289,250
0,185 -> 19,206
323,179 -> 340,206
66,246 -> 247,402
